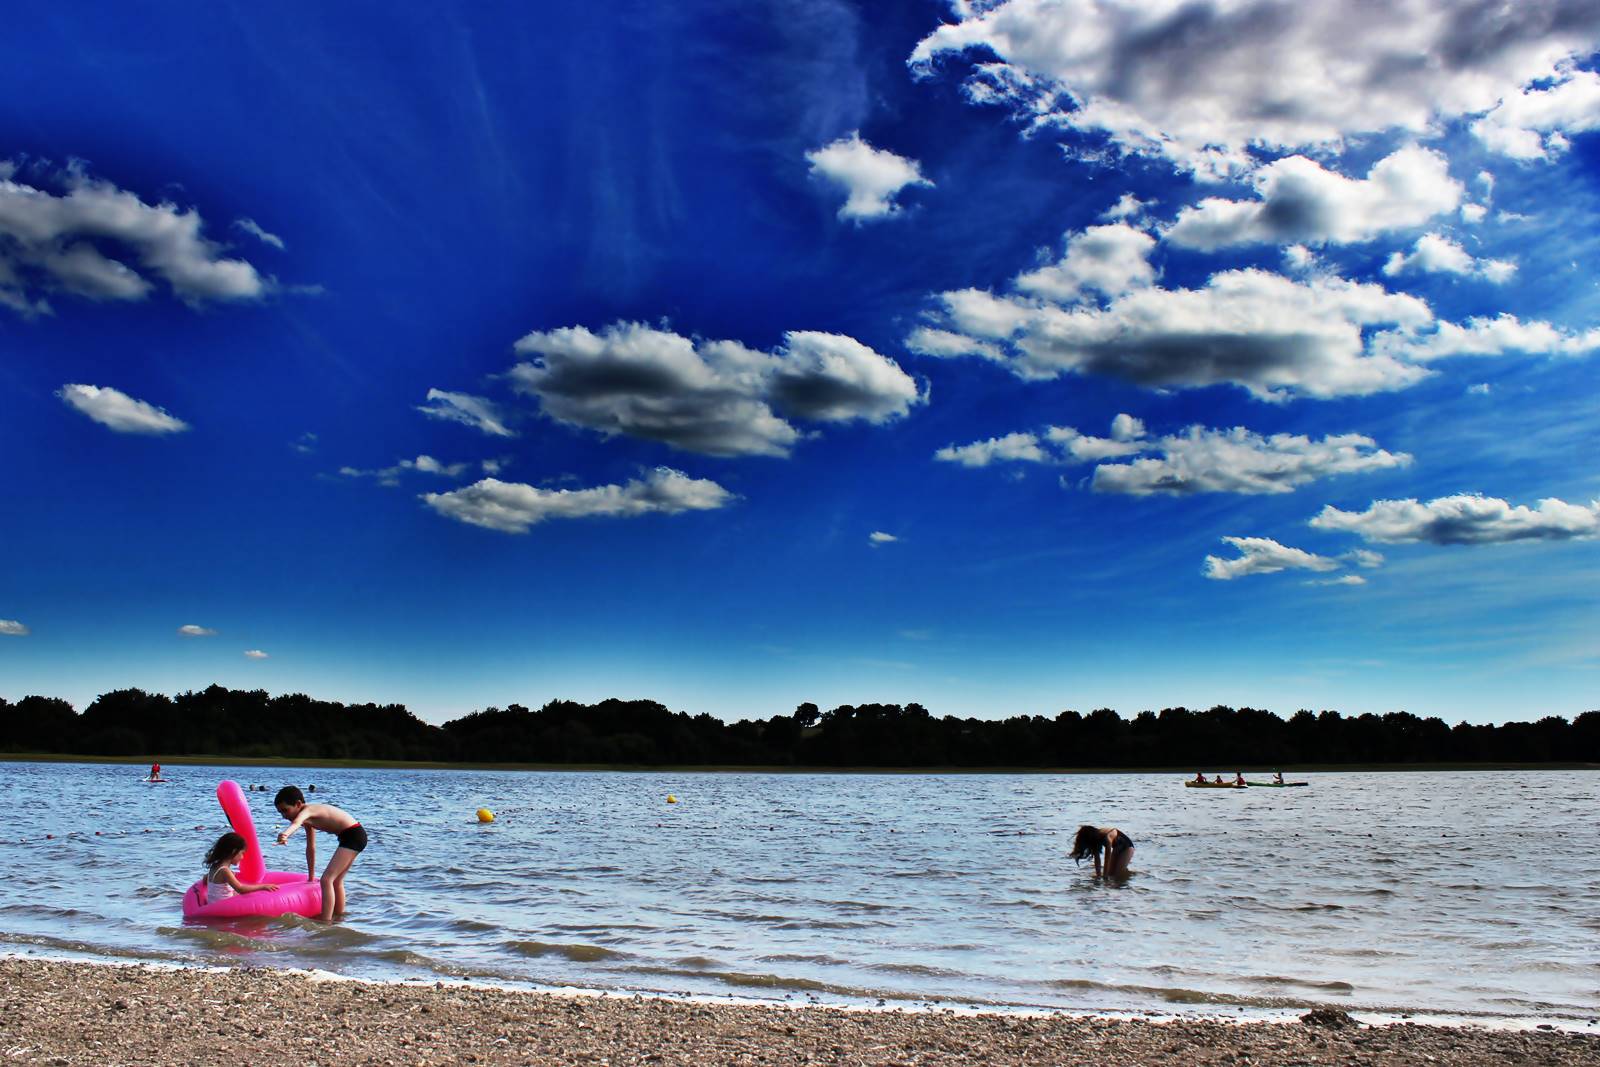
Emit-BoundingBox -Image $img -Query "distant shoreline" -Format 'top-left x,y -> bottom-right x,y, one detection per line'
2,752 -> 1596,774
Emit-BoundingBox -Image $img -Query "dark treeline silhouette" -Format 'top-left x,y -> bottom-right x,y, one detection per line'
0,686 -> 1596,767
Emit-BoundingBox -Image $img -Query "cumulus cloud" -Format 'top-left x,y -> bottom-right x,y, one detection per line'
1014,224 -> 1157,301
937,417 -> 1409,494
1203,536 -> 1340,580
1371,314 -> 1600,362
1474,68 -> 1600,159
0,161 -> 270,315
1167,148 -> 1462,248
0,619 -> 29,636
58,384 -> 188,435
806,133 -> 933,221
417,389 -> 515,438
869,531 -> 899,545
177,624 -> 216,637
913,266 -> 1434,400
935,431 -> 1053,467
1382,233 -> 1516,282
508,322 -> 922,457
1312,493 -> 1600,544
341,455 -> 471,487
243,649 -> 269,659
422,467 -> 735,534
909,0 -> 1600,175
1101,192 -> 1150,221
1092,428 -> 1410,495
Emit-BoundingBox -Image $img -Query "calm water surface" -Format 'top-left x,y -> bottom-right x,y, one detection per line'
0,762 -> 1594,1024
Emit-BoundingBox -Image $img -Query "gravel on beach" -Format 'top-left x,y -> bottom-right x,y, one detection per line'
0,958 -> 1595,1066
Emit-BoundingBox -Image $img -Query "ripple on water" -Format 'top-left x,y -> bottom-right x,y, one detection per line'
504,939 -> 624,963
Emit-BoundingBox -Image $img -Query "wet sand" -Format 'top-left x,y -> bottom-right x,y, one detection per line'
0,958 -> 1595,1065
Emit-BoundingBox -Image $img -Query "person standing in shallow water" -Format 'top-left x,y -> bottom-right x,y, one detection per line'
1071,825 -> 1134,878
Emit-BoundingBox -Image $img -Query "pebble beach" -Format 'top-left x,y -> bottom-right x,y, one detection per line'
2,958 -> 1595,1066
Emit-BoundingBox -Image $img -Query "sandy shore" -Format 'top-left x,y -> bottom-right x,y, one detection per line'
0,958 -> 1594,1066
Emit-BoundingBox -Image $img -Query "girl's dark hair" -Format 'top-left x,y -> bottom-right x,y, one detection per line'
1070,825 -> 1106,865
205,831 -> 246,869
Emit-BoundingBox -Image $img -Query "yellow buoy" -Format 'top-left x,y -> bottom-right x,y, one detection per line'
666,795 -> 677,804
476,808 -> 495,823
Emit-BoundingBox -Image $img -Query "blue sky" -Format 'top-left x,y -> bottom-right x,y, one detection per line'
2,2 -> 1597,725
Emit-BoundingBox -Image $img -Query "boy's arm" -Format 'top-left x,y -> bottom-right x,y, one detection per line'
276,807 -> 312,844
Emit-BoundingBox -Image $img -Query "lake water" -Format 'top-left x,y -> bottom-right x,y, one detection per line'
0,761 -> 1595,1025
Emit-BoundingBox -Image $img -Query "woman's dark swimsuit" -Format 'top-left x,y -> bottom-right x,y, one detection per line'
335,824 -> 368,853
1110,831 -> 1134,855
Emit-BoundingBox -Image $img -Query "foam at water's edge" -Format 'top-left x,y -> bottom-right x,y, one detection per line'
1,948 -> 1594,1035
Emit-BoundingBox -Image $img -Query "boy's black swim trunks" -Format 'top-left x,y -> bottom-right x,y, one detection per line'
336,824 -> 368,853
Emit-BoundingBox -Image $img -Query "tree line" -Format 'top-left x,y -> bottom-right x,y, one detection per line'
0,685 -> 1595,767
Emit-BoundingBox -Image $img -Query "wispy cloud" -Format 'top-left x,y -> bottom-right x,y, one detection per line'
177,624 -> 216,637
233,217 -> 285,250
243,649 -> 269,659
417,389 -> 515,438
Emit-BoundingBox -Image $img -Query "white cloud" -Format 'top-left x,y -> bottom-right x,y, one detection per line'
233,218 -> 285,250
0,161 -> 270,314
1204,536 -> 1340,580
58,384 -> 188,435
243,649 -> 269,659
1467,382 -> 1491,395
508,322 -> 921,457
1101,192 -> 1149,221
1460,203 -> 1488,224
935,431 -> 1053,467
1474,68 -> 1600,159
1091,427 -> 1411,495
1312,493 -> 1600,545
806,133 -> 933,221
1305,574 -> 1368,587
0,619 -> 29,636
1371,314 -> 1600,362
1382,233 -> 1516,282
342,455 -> 471,487
1014,224 -> 1157,302
480,457 -> 507,475
939,419 -> 1408,495
909,1 -> 1600,176
869,531 -> 899,545
417,389 -> 515,438
916,266 -> 1434,400
422,468 -> 735,534
1166,148 -> 1461,249
1345,548 -> 1385,569
292,432 -> 318,455
177,624 -> 216,637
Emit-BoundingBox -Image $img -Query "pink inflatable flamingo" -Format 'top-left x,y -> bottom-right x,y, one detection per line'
181,780 -> 323,919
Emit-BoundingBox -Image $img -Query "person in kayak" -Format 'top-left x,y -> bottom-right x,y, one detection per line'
1193,771 -> 1207,784
1213,774 -> 1226,785
1071,825 -> 1134,877
1234,771 -> 1246,786
1273,771 -> 1284,785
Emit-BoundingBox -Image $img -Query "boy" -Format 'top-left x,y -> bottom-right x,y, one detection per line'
273,785 -> 367,922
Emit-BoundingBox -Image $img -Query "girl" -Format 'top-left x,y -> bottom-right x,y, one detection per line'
203,831 -> 280,902
1071,825 -> 1134,878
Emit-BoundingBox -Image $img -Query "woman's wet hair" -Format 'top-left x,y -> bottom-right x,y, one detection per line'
205,831 -> 247,869
1070,825 -> 1106,864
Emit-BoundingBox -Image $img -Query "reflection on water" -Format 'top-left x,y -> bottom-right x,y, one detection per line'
0,761 -> 1594,1023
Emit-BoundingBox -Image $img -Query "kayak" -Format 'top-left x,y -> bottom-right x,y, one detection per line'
1244,781 -> 1308,787
1184,781 -> 1244,788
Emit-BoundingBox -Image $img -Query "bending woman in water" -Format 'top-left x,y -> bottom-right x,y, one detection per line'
1071,825 -> 1134,877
